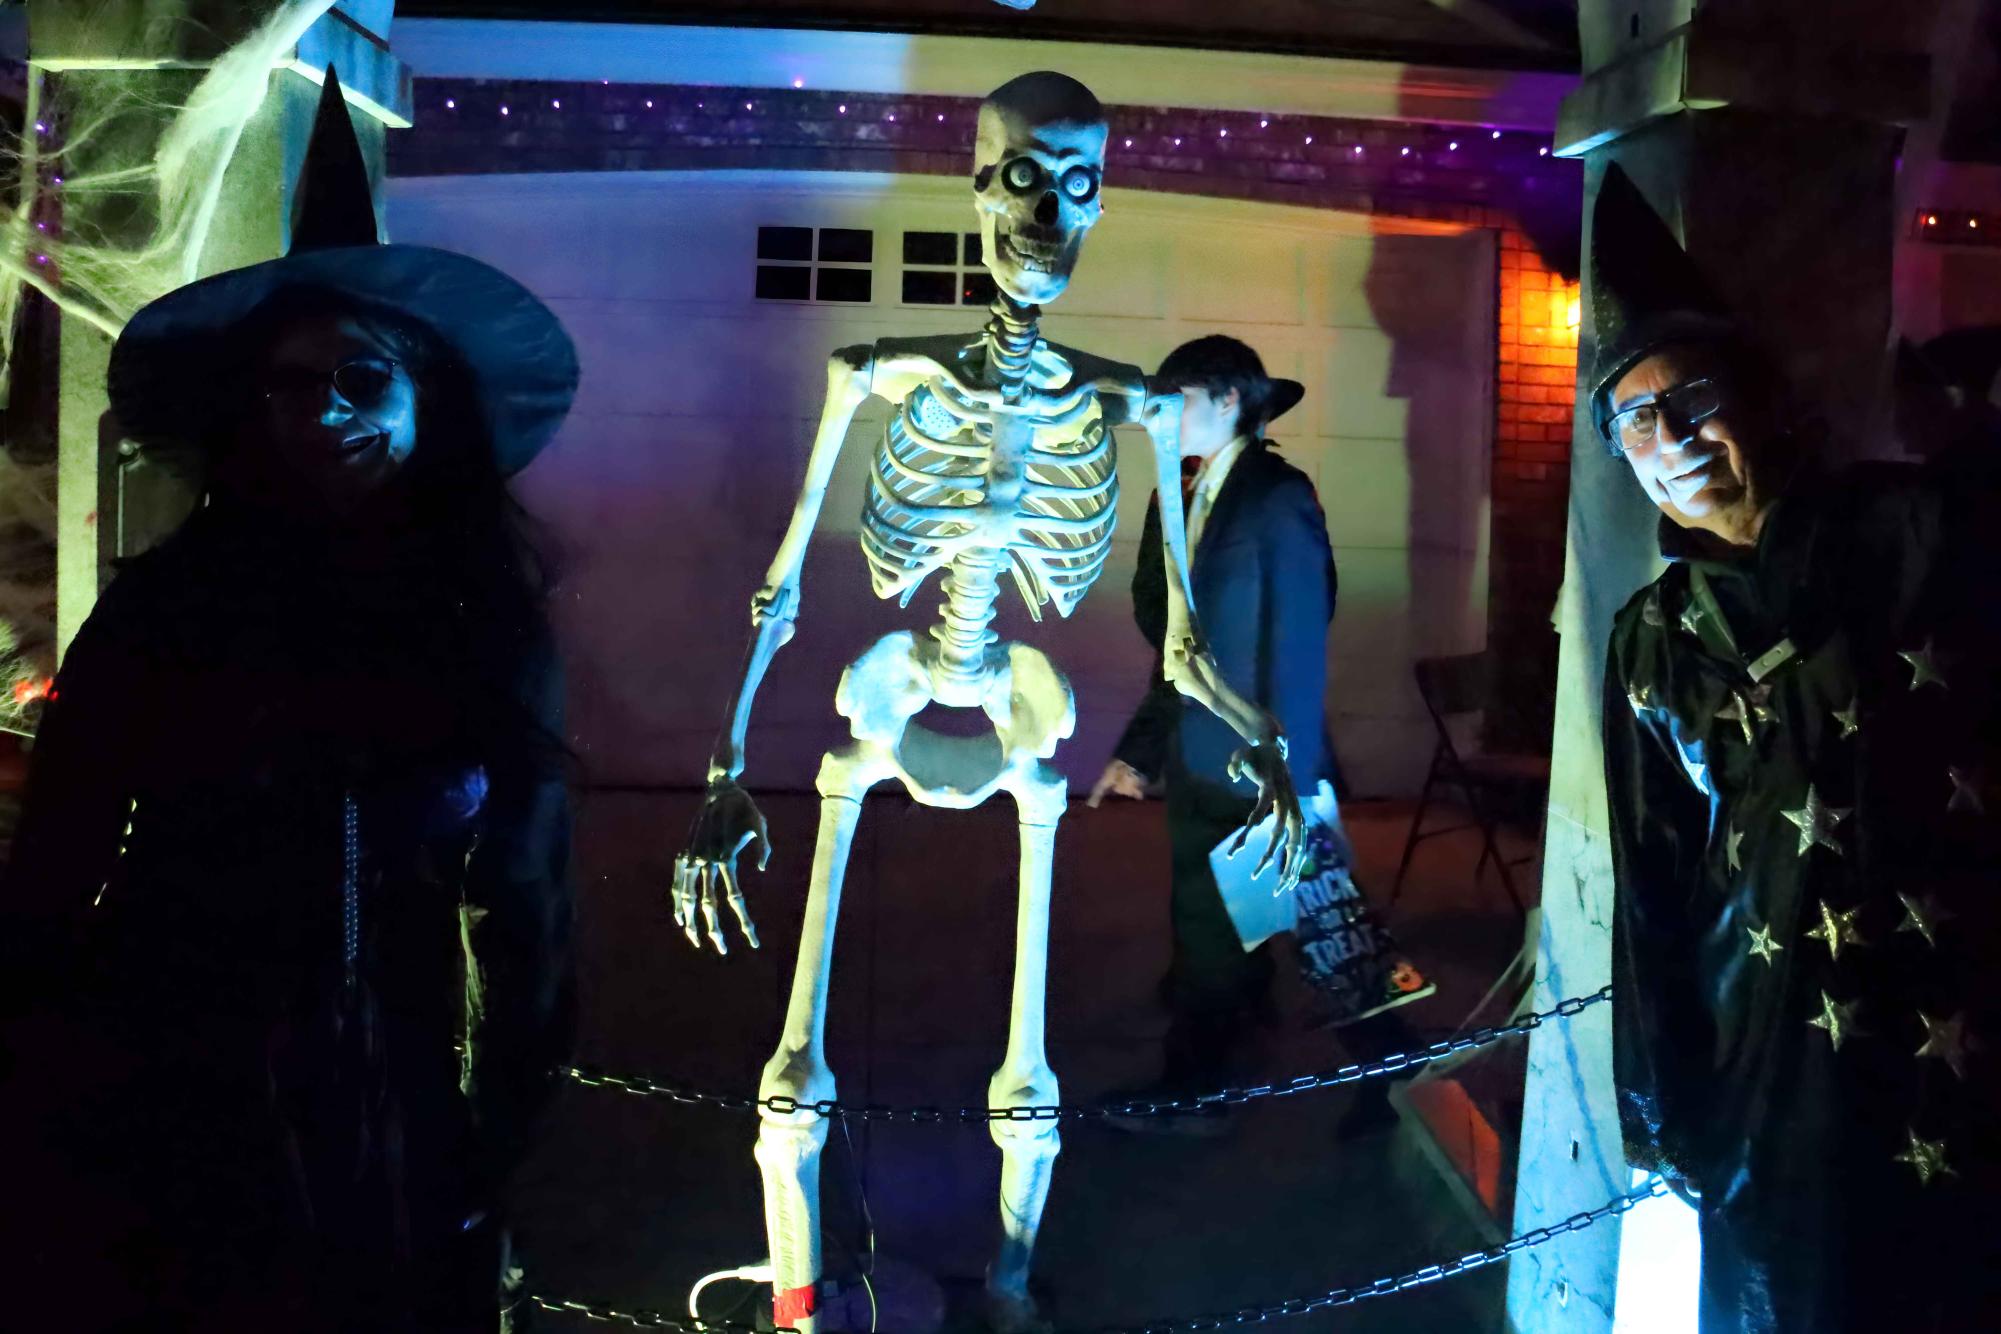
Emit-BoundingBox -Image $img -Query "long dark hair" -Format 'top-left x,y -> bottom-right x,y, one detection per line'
220,284 -> 566,775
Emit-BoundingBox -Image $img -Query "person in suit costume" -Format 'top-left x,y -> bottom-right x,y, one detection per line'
1096,336 -> 1429,1122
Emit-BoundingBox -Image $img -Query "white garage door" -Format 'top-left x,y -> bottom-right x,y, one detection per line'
386,170 -> 1494,796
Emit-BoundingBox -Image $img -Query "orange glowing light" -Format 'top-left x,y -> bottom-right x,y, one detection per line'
1566,292 -> 1582,329
1926,214 -> 1939,226
13,676 -> 55,705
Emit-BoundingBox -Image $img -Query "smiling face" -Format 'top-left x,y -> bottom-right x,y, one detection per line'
228,311 -> 419,523
973,73 -> 1108,307
1609,344 -> 1782,549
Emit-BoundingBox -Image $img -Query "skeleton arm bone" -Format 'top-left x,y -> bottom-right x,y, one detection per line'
1135,386 -> 1308,888
676,345 -> 873,954
705,345 -> 874,785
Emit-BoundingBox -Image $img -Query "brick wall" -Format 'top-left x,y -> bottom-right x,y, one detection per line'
1493,232 -> 1579,753
391,78 -> 1581,753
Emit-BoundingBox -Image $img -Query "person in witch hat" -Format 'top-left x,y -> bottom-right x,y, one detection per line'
1090,335 -> 1432,1135
0,70 -> 578,1331
1593,163 -> 2001,1331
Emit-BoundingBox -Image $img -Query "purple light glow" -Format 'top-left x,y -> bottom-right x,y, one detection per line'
33,254 -> 46,265
552,99 -> 561,108
792,78 -> 804,88
1492,130 -> 1501,139
838,104 -> 847,113
1173,138 -> 1182,146
33,121 -> 46,134
1219,128 -> 1228,137
1539,147 -> 1549,156
887,113 -> 896,121
500,105 -> 509,116
1124,138 -> 1133,147
745,102 -> 754,111
445,98 -> 456,109
1401,147 -> 1410,156
645,100 -> 654,108
1449,141 -> 1458,150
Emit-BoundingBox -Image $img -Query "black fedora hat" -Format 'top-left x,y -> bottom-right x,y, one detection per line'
108,68 -> 578,476
1155,334 -> 1305,427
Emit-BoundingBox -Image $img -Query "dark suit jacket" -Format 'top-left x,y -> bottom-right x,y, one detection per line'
1113,439 -> 1339,798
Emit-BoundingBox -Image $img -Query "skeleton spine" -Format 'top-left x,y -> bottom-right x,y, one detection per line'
929,295 -> 1039,697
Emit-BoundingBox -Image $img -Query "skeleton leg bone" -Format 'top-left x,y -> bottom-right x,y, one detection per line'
753,748 -> 878,1333
985,770 -> 1065,1333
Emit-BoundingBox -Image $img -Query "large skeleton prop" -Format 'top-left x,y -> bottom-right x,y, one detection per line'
673,73 -> 1307,1332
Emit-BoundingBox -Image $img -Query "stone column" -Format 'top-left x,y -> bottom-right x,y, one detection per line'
1506,5 -> 1935,1331
28,0 -> 410,657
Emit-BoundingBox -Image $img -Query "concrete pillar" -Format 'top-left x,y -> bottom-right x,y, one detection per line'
1506,5 -> 1937,1331
27,0 -> 410,658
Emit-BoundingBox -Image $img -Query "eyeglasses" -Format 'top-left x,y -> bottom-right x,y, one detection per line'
261,356 -> 403,413
1604,378 -> 1723,453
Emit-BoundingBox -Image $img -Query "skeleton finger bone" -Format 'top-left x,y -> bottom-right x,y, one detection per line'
722,864 -> 760,949
700,865 -> 729,954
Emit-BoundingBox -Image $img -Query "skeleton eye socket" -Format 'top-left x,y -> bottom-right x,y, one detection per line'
1002,158 -> 1041,192
1059,166 -> 1098,203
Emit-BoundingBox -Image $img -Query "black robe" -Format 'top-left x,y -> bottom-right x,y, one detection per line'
0,502 -> 574,1332
1605,453 -> 2001,1331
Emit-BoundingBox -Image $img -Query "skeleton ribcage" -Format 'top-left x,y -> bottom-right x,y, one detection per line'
859,381 -> 1118,621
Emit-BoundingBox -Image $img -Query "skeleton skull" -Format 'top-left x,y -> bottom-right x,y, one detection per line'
973,73 -> 1107,307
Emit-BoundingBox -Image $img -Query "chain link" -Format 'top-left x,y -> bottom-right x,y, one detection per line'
526,1176 -> 1665,1333
1085,1176 -> 1667,1333
565,985 -> 1612,1124
526,1294 -> 789,1331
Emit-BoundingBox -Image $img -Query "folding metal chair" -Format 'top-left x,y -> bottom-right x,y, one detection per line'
1390,652 -> 1544,917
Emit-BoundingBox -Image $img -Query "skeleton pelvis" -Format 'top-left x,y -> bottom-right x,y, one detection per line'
833,631 -> 1076,805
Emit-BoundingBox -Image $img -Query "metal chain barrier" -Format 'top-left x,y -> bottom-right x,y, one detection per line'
564,984 -> 1612,1124
525,1176 -> 1667,1332
526,1294 -> 784,1332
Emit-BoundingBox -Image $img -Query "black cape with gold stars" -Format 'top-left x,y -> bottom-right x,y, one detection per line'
1606,447 -> 2001,1332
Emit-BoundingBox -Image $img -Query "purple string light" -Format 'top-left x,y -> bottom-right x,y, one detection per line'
445,98 -> 455,109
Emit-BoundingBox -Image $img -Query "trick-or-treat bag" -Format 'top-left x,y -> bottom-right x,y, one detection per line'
1213,783 -> 1433,1027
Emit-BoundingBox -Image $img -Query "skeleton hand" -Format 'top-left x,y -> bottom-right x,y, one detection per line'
672,778 -> 769,953
1224,737 -> 1309,891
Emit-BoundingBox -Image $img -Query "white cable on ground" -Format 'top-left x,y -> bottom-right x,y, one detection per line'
687,1260 -> 775,1322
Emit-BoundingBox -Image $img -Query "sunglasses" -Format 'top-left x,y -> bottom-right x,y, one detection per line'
261,356 -> 404,413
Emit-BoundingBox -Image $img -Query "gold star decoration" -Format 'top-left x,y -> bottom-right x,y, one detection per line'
1947,766 -> 1985,816
1678,602 -> 1703,637
1915,1011 -> 1975,1081
1831,697 -> 1860,739
1892,1128 -> 1955,1186
1627,682 -> 1655,716
1726,826 -> 1745,874
1898,637 -> 1948,692
1747,922 -> 1783,965
1897,891 -> 1954,949
1804,899 -> 1867,962
1808,990 -> 1862,1052
1782,785 -> 1850,858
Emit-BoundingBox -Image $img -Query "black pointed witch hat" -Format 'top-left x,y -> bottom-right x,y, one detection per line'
1585,164 -> 1739,440
109,68 -> 577,475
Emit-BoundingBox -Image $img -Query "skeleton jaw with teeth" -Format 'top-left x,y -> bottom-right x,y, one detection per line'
973,73 -> 1107,308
